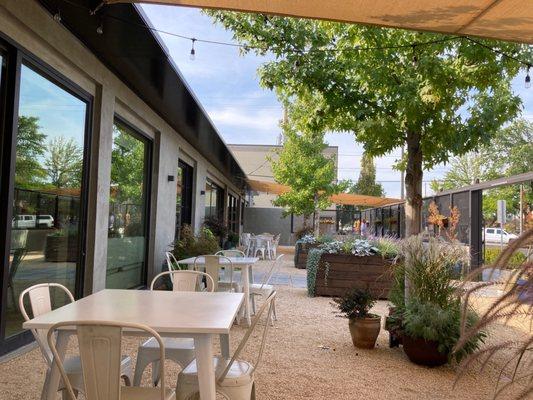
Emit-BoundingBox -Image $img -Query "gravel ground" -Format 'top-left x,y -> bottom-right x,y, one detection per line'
0,254 -> 529,400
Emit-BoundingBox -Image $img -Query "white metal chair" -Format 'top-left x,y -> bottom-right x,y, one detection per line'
253,237 -> 270,260
250,254 -> 284,322
164,252 -> 184,285
194,255 -> 240,293
19,283 -> 133,399
176,291 -> 277,400
268,234 -> 280,259
48,320 -> 174,400
240,234 -> 252,256
133,271 -> 215,386
216,249 -> 245,258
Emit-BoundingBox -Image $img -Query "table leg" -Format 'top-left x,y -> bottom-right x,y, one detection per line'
194,334 -> 216,400
220,334 -> 230,359
242,266 -> 251,326
43,331 -> 69,400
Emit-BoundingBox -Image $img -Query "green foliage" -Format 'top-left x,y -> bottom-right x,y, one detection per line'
483,247 -> 527,269
227,231 -> 239,248
373,237 -> 400,259
15,115 -> 47,188
332,288 -> 377,319
295,226 -> 314,240
403,299 -> 486,363
207,11 -> 529,233
44,136 -> 83,189
270,125 -> 344,218
350,153 -> 385,198
306,248 -> 324,297
110,125 -> 146,204
172,224 -> 220,261
202,215 -> 228,239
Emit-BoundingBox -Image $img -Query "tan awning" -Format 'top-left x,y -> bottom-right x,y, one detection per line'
108,1 -> 533,44
247,179 -> 400,207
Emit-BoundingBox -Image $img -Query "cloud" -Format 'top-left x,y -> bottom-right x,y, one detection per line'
209,106 -> 281,132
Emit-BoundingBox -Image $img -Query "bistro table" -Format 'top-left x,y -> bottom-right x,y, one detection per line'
178,256 -> 259,326
23,289 -> 243,400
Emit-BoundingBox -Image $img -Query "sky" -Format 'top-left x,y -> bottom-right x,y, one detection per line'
140,4 -> 532,199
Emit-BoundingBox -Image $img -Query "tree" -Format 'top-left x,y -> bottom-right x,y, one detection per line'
15,115 -> 47,189
44,136 -> 83,189
208,12 -> 530,236
351,152 -> 385,198
429,152 -> 488,192
269,122 -> 343,236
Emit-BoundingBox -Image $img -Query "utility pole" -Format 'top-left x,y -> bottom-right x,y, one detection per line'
400,146 -> 405,199
519,184 -> 524,234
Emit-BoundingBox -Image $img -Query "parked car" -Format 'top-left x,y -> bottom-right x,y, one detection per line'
482,227 -> 518,243
12,214 -> 54,228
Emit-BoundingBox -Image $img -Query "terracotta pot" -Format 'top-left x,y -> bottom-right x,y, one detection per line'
402,335 -> 448,367
348,315 -> 381,349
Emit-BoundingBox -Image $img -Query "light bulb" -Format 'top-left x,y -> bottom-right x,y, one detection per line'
96,22 -> 104,35
53,12 -> 61,22
526,67 -> 531,89
190,39 -> 196,61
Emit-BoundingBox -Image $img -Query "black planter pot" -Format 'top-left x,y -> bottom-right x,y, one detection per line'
402,335 -> 448,367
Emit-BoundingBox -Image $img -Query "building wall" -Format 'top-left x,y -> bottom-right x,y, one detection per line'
228,143 -> 338,208
0,0 -> 243,294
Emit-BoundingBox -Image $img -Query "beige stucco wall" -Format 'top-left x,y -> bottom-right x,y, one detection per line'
228,143 -> 338,208
1,0 -> 243,293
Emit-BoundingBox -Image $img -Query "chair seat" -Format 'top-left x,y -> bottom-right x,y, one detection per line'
141,336 -> 195,351
250,283 -> 274,295
180,356 -> 253,387
218,281 -> 242,292
63,354 -> 132,374
122,386 -> 175,400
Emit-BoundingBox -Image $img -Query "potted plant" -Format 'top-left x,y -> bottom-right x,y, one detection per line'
332,288 -> 381,349
390,236 -> 485,366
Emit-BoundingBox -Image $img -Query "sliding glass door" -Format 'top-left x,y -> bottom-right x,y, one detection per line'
1,58 -> 91,349
106,119 -> 151,289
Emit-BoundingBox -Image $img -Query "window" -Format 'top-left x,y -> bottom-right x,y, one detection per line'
486,229 -> 494,234
227,194 -> 238,233
106,119 -> 151,289
5,63 -> 90,339
204,178 -> 224,221
176,160 -> 194,237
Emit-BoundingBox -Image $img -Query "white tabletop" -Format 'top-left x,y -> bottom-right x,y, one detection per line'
23,289 -> 244,334
178,256 -> 259,265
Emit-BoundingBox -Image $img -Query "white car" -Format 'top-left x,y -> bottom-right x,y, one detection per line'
483,227 -> 518,244
12,214 -> 54,228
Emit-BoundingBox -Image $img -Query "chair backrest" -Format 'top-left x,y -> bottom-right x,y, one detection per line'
48,321 -> 167,400
194,255 -> 233,292
259,254 -> 285,289
240,233 -> 251,247
150,270 -> 214,292
218,291 -> 277,382
19,283 -> 75,365
216,250 -> 245,258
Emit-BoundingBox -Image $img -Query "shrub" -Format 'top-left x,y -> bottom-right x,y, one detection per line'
295,226 -> 313,240
172,224 -> 220,260
483,247 -> 527,268
332,288 -> 377,319
202,215 -> 228,239
372,236 -> 400,259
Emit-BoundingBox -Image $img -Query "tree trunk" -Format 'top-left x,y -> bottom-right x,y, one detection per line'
404,131 -> 423,237
404,131 -> 423,302
313,193 -> 320,237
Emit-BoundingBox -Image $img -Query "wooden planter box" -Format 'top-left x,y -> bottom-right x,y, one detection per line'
294,242 -> 318,269
314,254 -> 394,299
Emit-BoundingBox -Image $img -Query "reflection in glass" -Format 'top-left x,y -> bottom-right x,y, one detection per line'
106,121 -> 150,289
6,65 -> 87,338
204,178 -> 223,220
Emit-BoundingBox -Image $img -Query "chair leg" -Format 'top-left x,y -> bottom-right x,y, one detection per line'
272,297 -> 278,321
251,294 -> 256,315
62,389 -> 78,400
151,360 -> 161,386
133,351 -> 154,386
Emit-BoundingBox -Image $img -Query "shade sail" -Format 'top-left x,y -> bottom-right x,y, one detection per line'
247,179 -> 401,207
108,1 -> 533,44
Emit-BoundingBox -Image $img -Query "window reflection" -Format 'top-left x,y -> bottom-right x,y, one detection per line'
204,178 -> 223,220
106,120 -> 150,289
6,64 -> 88,338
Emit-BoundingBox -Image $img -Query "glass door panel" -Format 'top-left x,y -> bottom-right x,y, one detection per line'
106,120 -> 150,289
5,64 -> 89,338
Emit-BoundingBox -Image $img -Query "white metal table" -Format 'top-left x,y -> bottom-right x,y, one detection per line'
23,289 -> 243,400
178,256 -> 259,326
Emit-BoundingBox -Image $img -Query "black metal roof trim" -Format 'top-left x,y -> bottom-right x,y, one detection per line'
37,0 -> 246,189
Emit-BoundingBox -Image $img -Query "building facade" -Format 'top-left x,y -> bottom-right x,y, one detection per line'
0,0 -> 245,355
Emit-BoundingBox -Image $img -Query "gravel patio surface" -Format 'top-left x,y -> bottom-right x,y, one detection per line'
0,254 -> 529,400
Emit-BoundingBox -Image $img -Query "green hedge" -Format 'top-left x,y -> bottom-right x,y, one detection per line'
484,248 -> 527,268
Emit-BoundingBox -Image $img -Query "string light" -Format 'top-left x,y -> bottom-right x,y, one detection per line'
96,20 -> 104,35
526,65 -> 531,89
53,11 -> 61,22
190,38 -> 196,61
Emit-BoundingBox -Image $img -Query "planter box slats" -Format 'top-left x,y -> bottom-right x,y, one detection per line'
313,253 -> 394,299
294,242 -> 318,269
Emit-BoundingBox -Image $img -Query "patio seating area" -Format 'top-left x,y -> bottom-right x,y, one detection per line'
0,254 -> 529,400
